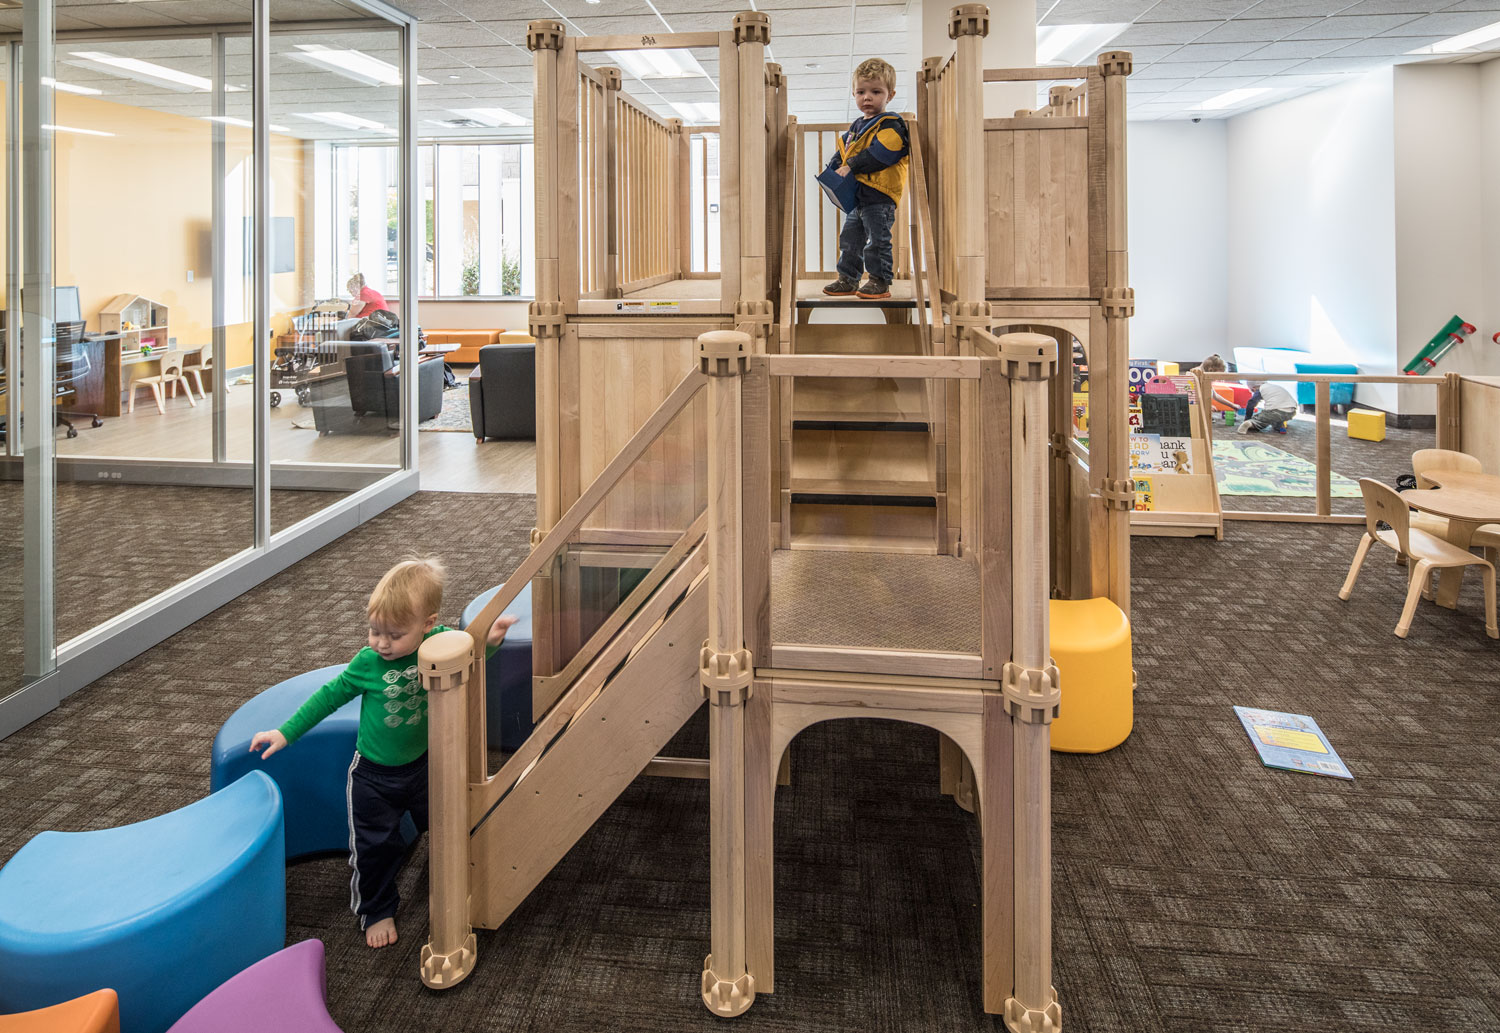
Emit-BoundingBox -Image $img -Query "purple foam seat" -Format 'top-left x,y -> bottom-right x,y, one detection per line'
164,940 -> 342,1033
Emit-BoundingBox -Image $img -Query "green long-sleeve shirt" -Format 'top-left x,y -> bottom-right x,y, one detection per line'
279,626 -> 494,767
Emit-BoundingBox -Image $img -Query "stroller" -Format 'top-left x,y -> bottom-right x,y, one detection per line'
270,300 -> 348,408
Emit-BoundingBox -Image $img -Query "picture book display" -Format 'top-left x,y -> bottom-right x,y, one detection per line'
1233,706 -> 1352,780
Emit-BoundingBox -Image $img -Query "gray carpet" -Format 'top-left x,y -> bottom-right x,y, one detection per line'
0,483 -> 344,693
2,491 -> 1498,1032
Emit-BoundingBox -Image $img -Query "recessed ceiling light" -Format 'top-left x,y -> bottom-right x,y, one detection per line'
204,114 -> 290,133
1200,87 -> 1273,111
1407,19 -> 1500,55
449,106 -> 528,127
610,48 -> 707,80
1035,23 -> 1128,66
42,77 -> 103,96
670,101 -> 718,123
294,111 -> 395,134
805,62 -> 821,69
289,44 -> 434,87
44,124 -> 114,137
67,51 -> 239,93
448,74 -> 461,79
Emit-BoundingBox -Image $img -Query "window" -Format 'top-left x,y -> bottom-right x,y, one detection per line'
318,140 -> 533,300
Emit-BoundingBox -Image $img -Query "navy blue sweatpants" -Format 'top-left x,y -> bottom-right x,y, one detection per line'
347,751 -> 428,928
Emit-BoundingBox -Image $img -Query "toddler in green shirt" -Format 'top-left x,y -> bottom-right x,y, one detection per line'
250,558 -> 516,949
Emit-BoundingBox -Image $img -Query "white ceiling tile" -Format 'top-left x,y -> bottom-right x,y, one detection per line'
1328,34 -> 1449,55
1244,0 -> 1363,14
1204,57 -> 1310,73
1127,77 -> 1197,92
1337,0 -> 1454,12
1191,17 -> 1322,40
1242,37 -> 1347,56
1159,40 -> 1268,59
1377,10 -> 1500,35
1282,12 -> 1426,37
1176,74 -> 1269,87
1109,44 -> 1189,61
1039,0 -> 1160,24
1138,0 -> 1261,21
1113,20 -> 1224,45
1287,54 -> 1390,70
1132,60 -> 1228,76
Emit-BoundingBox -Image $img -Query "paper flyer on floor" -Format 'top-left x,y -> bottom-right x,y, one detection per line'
1233,706 -> 1353,780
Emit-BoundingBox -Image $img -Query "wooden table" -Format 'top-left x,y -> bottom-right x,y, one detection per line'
1400,470 -> 1500,608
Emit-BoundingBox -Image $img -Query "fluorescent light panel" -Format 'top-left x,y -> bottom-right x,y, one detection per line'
42,77 -> 103,96
670,101 -> 718,123
204,115 -> 290,133
295,111 -> 395,133
45,124 -> 114,137
68,51 -> 239,93
1035,23 -> 1128,66
1408,19 -> 1500,55
289,44 -> 434,87
1200,87 -> 1273,110
449,107 -> 528,127
610,48 -> 707,80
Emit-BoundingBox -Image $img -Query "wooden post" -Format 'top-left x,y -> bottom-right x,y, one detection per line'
1098,49 -> 1133,616
1438,371 -> 1462,451
995,333 -> 1061,1031
601,67 -> 622,298
1315,380 -> 1331,517
529,21 -> 566,536
950,5 -> 989,555
735,12 -> 771,347
419,630 -> 479,989
698,329 -> 756,1017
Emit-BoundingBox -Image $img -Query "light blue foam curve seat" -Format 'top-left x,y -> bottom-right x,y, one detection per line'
462,582 -> 534,752
0,770 -> 286,1033
210,664 -> 416,861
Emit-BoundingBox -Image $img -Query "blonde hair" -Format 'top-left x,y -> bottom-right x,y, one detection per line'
1199,354 -> 1227,373
853,58 -> 896,94
347,272 -> 366,292
368,558 -> 444,626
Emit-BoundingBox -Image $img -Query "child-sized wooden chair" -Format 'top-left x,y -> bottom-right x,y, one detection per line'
182,344 -> 226,399
128,350 -> 198,415
1339,477 -> 1497,639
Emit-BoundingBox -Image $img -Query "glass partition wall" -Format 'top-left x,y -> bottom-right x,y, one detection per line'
0,0 -> 419,733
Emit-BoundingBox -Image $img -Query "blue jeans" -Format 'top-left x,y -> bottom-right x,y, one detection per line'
836,203 -> 896,283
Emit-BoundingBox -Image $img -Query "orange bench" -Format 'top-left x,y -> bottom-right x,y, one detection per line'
423,330 -> 502,365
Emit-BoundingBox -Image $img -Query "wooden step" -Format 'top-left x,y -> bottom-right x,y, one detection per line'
793,323 -> 926,356
794,378 -> 931,425
795,277 -> 917,309
789,500 -> 937,555
791,427 -> 933,498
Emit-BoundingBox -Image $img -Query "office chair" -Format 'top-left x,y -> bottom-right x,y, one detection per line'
54,322 -> 102,438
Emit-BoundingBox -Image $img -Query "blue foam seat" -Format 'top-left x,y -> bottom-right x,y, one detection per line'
462,582 -> 534,751
1293,362 -> 1358,407
0,771 -> 285,1033
211,665 -> 415,862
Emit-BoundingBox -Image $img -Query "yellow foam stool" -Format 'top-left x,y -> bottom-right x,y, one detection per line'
1049,597 -> 1133,753
1159,361 -> 1180,376
1347,408 -> 1386,442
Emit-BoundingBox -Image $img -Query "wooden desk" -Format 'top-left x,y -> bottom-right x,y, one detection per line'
1400,474 -> 1500,608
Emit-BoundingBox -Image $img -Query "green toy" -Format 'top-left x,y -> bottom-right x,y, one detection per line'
1402,315 -> 1476,376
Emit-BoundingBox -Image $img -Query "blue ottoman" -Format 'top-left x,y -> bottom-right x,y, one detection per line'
462,582 -> 534,751
211,665 -> 416,862
0,771 -> 285,1033
1294,362 -> 1358,408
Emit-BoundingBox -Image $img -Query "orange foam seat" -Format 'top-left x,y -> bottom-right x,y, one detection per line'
0,990 -> 119,1033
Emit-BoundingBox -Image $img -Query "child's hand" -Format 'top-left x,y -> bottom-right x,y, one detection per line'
836,164 -> 851,177
249,729 -> 287,759
487,614 -> 520,647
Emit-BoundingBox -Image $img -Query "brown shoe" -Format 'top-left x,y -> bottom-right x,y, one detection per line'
856,278 -> 891,300
823,277 -> 858,296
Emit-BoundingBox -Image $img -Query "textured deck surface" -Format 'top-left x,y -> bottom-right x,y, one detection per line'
622,277 -> 721,299
770,547 -> 981,654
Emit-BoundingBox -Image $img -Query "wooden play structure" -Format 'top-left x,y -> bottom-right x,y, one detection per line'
417,8 -> 1136,1029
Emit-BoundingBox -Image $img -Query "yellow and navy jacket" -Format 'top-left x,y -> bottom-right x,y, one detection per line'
826,110 -> 909,208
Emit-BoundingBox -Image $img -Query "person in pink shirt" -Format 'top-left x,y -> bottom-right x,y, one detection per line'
346,273 -> 390,318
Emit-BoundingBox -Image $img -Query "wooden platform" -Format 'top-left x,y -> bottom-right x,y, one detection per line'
574,278 -> 728,315
769,548 -> 981,678
795,278 -> 916,309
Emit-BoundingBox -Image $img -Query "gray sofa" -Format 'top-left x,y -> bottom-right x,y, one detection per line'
469,342 -> 536,442
310,342 -> 443,434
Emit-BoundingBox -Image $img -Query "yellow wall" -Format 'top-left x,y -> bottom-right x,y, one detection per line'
42,93 -> 307,369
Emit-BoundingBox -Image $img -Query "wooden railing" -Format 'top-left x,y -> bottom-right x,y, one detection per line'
617,93 -> 678,293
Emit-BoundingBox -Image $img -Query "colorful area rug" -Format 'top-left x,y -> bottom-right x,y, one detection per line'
1212,438 -> 1361,497
289,383 -> 469,432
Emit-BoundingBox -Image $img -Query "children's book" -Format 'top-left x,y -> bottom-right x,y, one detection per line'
815,166 -> 860,215
1233,706 -> 1352,780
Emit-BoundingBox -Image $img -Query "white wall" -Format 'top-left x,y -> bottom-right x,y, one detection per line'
1392,64 -> 1488,414
1126,120 -> 1228,362
1481,58 -> 1500,379
1226,70 -> 1399,410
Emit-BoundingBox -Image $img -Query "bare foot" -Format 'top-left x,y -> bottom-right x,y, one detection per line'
366,917 -> 398,948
